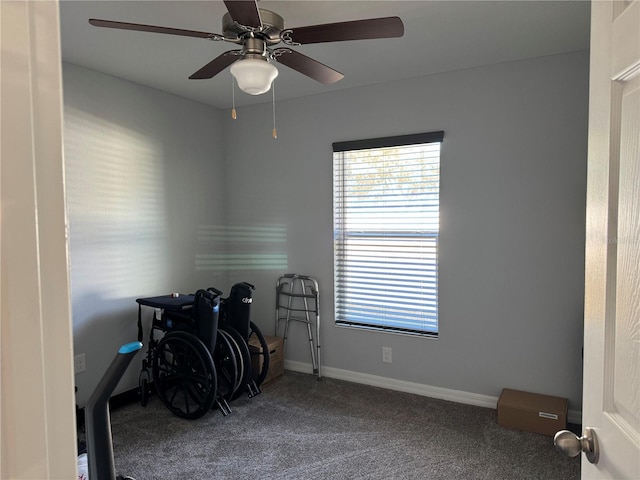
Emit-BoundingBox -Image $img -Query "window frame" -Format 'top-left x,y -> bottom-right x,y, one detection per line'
332,131 -> 444,337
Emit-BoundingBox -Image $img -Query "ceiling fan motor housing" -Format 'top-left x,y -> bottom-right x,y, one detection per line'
243,37 -> 269,58
222,9 -> 284,44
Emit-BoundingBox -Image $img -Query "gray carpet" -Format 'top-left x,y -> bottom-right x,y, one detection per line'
110,372 -> 580,479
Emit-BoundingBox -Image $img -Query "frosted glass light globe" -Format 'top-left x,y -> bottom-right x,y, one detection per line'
230,58 -> 279,95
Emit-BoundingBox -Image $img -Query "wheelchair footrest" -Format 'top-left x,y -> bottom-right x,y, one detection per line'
216,397 -> 232,416
246,380 -> 261,398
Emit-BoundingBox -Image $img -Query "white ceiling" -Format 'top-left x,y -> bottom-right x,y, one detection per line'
59,0 -> 591,109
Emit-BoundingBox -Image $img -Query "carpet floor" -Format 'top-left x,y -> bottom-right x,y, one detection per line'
110,371 -> 580,479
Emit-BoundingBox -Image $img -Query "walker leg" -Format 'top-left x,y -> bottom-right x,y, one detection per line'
306,321 -> 318,374
316,318 -> 322,380
299,278 -> 318,374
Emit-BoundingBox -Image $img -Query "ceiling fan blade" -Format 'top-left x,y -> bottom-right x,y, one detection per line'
189,51 -> 241,79
283,17 -> 404,45
223,1 -> 262,29
89,19 -> 220,39
273,49 -> 344,85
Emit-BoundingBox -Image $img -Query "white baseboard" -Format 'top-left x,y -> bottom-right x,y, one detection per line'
284,360 -> 582,425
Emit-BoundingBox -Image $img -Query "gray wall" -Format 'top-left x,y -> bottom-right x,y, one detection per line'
64,50 -> 588,412
63,64 -> 227,405
222,51 -> 589,411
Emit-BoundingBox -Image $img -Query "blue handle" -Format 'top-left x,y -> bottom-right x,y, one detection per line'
118,341 -> 143,355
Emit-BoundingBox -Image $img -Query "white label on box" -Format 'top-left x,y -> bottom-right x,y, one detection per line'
538,411 -> 559,420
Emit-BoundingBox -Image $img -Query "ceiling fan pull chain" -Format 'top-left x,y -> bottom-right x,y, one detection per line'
231,77 -> 237,120
272,81 -> 277,139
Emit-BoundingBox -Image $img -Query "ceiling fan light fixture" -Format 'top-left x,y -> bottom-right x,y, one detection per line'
230,58 -> 278,95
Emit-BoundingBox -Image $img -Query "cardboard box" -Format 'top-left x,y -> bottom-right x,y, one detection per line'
249,335 -> 284,386
497,388 -> 567,436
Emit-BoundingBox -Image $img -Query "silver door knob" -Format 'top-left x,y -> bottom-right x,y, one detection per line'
554,427 -> 599,464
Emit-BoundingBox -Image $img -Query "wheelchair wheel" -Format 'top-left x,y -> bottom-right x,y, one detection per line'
152,331 -> 217,419
248,321 -> 270,387
213,330 -> 238,402
140,378 -> 149,407
218,328 -> 245,396
138,359 -> 151,407
219,325 -> 252,400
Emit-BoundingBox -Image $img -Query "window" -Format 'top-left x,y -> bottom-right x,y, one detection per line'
333,131 -> 443,337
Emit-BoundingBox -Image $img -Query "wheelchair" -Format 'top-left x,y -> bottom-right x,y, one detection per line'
135,284 -> 269,420
216,282 -> 270,399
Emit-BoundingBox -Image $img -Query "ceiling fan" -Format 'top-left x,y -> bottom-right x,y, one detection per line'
89,0 -> 404,96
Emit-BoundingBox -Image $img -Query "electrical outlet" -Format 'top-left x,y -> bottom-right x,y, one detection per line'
74,353 -> 86,374
382,346 -> 392,363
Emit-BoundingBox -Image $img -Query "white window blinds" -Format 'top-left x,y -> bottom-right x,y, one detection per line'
333,131 -> 443,336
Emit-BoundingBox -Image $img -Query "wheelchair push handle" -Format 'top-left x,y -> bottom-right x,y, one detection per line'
207,286 -> 224,296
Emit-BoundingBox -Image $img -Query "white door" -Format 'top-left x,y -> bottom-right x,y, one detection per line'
1,0 -> 77,477
582,0 -> 640,478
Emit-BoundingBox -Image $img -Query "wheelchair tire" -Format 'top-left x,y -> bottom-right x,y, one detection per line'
140,378 -> 149,407
213,330 -> 238,402
248,321 -> 270,387
219,325 -> 252,400
152,331 -> 217,420
218,327 -> 245,396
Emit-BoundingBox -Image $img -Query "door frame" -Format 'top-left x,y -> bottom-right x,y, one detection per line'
1,0 -> 77,477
